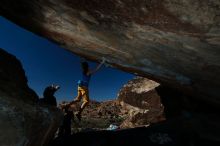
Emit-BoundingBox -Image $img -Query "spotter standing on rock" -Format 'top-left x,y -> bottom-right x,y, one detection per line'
39,84 -> 60,106
65,58 -> 106,121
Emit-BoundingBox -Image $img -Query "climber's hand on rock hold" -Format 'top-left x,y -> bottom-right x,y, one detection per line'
101,57 -> 106,65
101,57 -> 112,67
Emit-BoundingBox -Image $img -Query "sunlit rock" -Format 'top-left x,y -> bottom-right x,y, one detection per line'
118,77 -> 164,128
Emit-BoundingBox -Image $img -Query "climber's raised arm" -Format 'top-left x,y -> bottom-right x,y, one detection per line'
87,58 -> 106,75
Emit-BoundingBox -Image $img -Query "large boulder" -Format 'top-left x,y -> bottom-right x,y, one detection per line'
118,76 -> 220,143
0,0 -> 220,106
0,48 -> 62,146
118,77 -> 164,128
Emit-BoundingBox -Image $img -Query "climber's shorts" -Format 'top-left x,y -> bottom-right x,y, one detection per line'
75,86 -> 89,103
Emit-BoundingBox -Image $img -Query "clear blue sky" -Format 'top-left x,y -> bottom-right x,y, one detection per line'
0,16 -> 134,102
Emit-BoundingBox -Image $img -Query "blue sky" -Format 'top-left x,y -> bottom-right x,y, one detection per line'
0,16 -> 134,102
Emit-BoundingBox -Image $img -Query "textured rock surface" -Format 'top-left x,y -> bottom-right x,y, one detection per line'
0,48 -> 62,146
118,77 -> 164,128
0,0 -> 220,106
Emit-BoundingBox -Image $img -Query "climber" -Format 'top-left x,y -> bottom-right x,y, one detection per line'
65,57 -> 106,121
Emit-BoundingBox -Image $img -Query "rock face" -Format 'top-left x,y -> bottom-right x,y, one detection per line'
117,76 -> 220,143
118,77 -> 164,128
0,48 -> 62,146
0,0 -> 220,106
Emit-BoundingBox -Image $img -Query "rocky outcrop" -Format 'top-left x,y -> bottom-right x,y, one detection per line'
0,0 -> 220,106
0,48 -> 38,103
118,77 -> 164,128
117,76 -> 220,143
0,48 -> 62,146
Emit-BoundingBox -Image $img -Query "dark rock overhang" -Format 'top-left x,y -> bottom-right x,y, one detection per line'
0,0 -> 220,105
